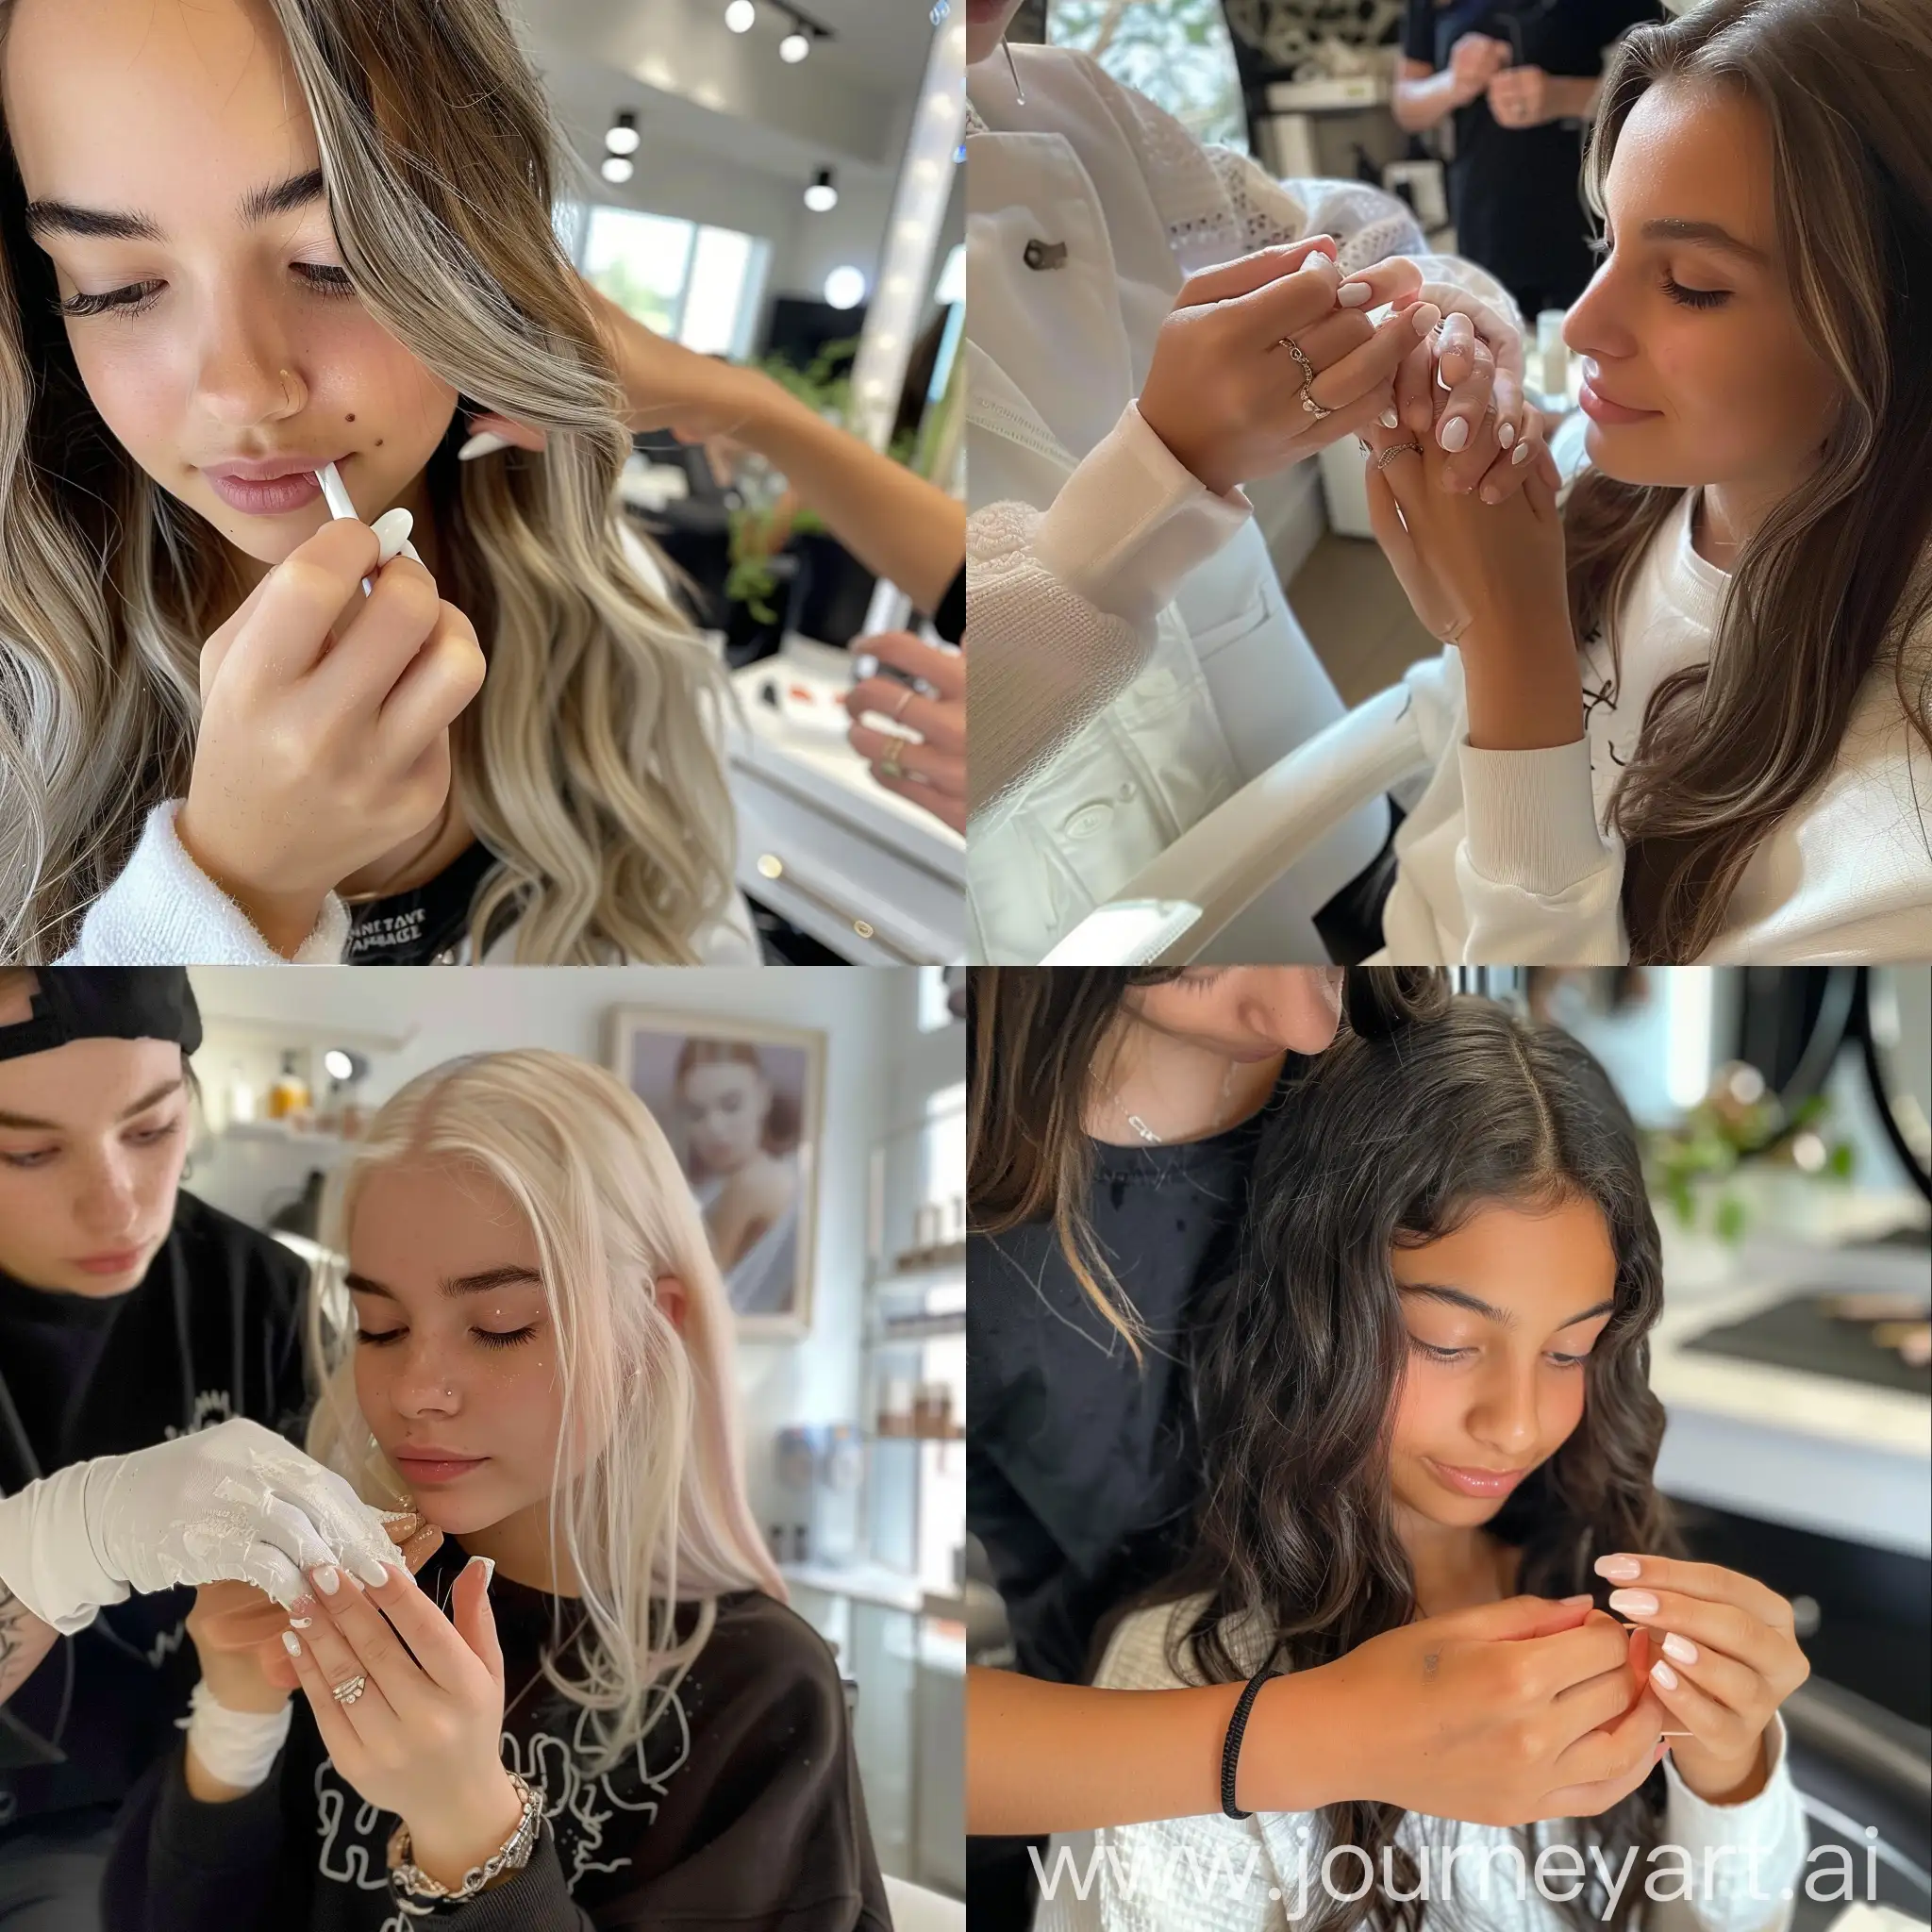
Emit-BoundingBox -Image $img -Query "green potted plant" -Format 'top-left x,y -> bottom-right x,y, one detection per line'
1645,1060 -> 1856,1246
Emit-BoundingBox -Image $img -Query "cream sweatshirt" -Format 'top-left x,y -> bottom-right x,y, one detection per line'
1376,488 -> 1932,962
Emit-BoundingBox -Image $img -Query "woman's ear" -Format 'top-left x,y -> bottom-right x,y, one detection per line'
655,1274 -> 689,1335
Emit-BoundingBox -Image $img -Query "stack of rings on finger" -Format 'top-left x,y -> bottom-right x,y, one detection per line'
333,1674 -> 369,1707
1276,333 -> 1335,422
1376,440 -> 1424,470
880,741 -> 905,780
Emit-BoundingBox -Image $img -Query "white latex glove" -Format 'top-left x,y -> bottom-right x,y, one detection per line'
0,1417 -> 399,1635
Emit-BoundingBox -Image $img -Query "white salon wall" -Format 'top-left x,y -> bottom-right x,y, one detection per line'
184,967 -> 958,1534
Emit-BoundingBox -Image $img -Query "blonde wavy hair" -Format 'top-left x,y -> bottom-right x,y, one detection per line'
0,0 -> 737,962
303,1048 -> 785,1776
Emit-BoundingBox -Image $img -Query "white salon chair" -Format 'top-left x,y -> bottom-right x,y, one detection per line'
885,1873 -> 966,1931
1040,681 -> 1430,964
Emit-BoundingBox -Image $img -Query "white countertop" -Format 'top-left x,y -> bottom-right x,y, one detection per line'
1650,1191 -> 1930,1557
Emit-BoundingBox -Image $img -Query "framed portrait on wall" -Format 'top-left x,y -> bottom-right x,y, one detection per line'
607,1008 -> 825,1336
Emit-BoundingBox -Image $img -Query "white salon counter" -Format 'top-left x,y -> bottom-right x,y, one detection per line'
1652,1190 -> 1931,1558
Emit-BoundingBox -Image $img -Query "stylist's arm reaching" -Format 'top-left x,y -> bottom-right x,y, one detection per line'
969,1592 -> 1666,1835
171,519 -> 486,959
464,276 -> 966,623
0,1416 -> 407,1636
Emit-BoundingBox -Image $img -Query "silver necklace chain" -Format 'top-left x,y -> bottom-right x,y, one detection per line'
1108,1056 -> 1240,1146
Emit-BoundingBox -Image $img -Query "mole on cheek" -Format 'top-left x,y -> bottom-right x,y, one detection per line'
375,438 -> 384,447
345,413 -> 356,423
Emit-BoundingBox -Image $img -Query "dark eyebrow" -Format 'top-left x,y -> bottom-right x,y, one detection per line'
1638,217 -> 1769,268
1400,1285 -> 1617,1332
343,1265 -> 543,1303
0,1075 -> 185,1133
25,166 -> 326,244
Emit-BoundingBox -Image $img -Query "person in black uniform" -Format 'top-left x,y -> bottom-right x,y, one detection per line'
1395,0 -> 1666,324
0,969 -> 327,1930
966,968 -> 1444,1928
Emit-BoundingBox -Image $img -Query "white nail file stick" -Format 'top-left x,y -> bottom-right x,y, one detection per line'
316,460 -> 374,597
316,461 -> 419,594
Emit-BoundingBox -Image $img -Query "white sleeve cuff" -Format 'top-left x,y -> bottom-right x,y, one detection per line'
61,801 -> 350,964
1031,402 -> 1249,625
1456,736 -> 1609,893
1659,1713 -> 1807,1931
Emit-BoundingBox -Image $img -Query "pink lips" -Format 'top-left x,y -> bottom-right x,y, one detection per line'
1577,371 -> 1658,425
203,452 -> 347,517
392,1453 -> 490,1487
1426,1457 -> 1531,1499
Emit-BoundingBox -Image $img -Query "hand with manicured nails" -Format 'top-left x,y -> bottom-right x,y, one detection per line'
282,1555 -> 524,1892
1136,238 -> 1447,499
176,518 -> 487,957
1598,1553 -> 1810,1805
1299,1594 -> 1669,1824
1361,333 -> 1580,753
188,1515 -> 445,1714
844,631 -> 965,834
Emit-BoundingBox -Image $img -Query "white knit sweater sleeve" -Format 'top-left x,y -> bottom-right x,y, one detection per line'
968,404 -> 1249,830
59,800 -> 351,964
1649,1715 -> 1807,1932
1453,736 -> 1629,962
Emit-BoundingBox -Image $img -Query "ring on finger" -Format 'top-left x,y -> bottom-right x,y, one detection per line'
1299,381 -> 1335,421
879,741 -> 906,780
1376,439 -> 1424,471
332,1673 -> 369,1707
1275,334 -> 1318,386
890,686 -> 915,721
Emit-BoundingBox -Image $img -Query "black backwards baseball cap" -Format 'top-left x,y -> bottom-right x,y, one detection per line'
0,968 -> 202,1063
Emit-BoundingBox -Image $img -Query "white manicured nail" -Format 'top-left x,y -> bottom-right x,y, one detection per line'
1651,1657 -> 1678,1690
1662,1633 -> 1699,1665
1513,441 -> 1532,465
282,1630 -> 303,1656
471,1556 -> 496,1591
1337,280 -> 1373,308
356,1557 -> 390,1588
1498,420 -> 1516,448
458,430 -> 513,460
1410,303 -> 1441,337
1380,408 -> 1400,429
1439,416 -> 1470,452
313,1566 -> 340,1595
288,1617 -> 313,1629
370,508 -> 413,564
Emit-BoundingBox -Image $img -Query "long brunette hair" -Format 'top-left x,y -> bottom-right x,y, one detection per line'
1564,0 -> 1932,960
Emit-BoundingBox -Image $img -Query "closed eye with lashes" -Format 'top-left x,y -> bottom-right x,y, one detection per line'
1408,1337 -> 1591,1367
54,262 -> 355,319
356,1324 -> 540,1351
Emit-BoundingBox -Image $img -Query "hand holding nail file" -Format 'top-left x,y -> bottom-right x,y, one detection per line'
175,483 -> 486,958
316,459 -> 421,593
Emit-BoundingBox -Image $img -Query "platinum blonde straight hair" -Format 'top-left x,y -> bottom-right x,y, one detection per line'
0,0 -> 736,962
303,1049 -> 785,1776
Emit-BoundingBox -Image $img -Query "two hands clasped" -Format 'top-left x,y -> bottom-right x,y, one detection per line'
1292,1553 -> 1808,1822
1135,231 -> 1581,747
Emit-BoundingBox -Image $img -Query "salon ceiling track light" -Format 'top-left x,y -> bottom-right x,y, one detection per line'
804,168 -> 838,212
774,3 -> 832,63
724,0 -> 756,29
600,108 -> 640,183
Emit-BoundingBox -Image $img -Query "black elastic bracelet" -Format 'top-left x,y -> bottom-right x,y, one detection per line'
1220,1665 -> 1281,1818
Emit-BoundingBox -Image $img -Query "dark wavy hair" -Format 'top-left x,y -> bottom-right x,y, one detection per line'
967,968 -> 1449,1366
1150,993 -> 1683,1932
